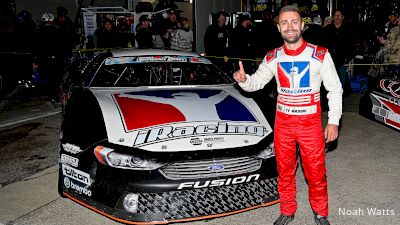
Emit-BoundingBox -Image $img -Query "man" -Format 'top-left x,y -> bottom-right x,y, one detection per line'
33,13 -> 65,102
233,5 -> 342,225
162,9 -> 179,49
94,18 -> 117,49
204,11 -> 229,58
136,15 -> 153,49
323,9 -> 353,90
230,14 -> 255,72
253,9 -> 283,58
377,10 -> 399,45
204,11 -> 229,71
377,17 -> 400,77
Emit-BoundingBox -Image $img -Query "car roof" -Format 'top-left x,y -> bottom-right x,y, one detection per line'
109,49 -> 200,58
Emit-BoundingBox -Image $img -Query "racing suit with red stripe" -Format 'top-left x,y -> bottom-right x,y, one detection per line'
238,40 -> 343,217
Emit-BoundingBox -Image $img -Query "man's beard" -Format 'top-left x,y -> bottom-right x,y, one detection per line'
282,30 -> 302,44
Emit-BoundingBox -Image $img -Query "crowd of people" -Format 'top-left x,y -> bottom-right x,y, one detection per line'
0,6 -> 75,101
0,1 -> 399,101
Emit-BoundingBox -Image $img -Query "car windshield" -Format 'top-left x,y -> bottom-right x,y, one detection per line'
90,55 -> 233,87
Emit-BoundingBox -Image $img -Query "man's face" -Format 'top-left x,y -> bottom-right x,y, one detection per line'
217,14 -> 226,26
169,13 -> 176,22
242,19 -> 251,29
333,11 -> 344,25
389,15 -> 398,24
278,11 -> 303,44
104,22 -> 112,31
142,20 -> 150,28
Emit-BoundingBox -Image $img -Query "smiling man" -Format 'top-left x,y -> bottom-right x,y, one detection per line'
233,5 -> 343,225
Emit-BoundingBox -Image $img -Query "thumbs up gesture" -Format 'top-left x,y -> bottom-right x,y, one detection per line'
233,61 -> 247,83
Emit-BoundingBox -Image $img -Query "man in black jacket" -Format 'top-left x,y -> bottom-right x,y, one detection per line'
136,15 -> 154,49
230,14 -> 255,73
204,11 -> 229,71
323,9 -> 353,89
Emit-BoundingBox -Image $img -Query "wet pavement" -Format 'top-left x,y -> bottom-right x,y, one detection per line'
0,88 -> 61,186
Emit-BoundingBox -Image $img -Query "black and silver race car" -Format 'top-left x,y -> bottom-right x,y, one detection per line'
359,77 -> 400,132
59,49 -> 278,224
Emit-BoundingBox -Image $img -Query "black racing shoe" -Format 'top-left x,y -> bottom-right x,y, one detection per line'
273,214 -> 294,225
313,212 -> 330,225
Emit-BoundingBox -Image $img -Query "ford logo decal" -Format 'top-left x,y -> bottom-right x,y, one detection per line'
208,164 -> 224,171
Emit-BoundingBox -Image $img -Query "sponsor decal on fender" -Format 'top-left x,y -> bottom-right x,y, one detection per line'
177,174 -> 260,190
372,105 -> 400,125
64,177 -> 92,197
380,79 -> 400,98
134,122 -> 265,146
62,164 -> 92,185
60,154 -> 79,167
62,143 -> 83,154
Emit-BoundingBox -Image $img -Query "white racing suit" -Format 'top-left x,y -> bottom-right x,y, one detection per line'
239,40 -> 343,217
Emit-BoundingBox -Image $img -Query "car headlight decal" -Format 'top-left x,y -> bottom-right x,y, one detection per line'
94,146 -> 165,170
256,143 -> 275,159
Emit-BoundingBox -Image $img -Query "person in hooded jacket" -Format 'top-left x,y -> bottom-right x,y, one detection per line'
136,15 -> 154,49
33,13 -> 65,101
230,14 -> 255,73
170,17 -> 193,52
94,18 -> 118,49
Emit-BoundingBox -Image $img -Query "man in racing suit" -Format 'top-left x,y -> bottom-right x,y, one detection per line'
233,5 -> 342,225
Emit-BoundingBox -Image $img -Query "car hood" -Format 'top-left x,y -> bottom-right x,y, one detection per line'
90,85 -> 273,152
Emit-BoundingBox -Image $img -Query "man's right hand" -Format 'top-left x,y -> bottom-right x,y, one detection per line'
233,61 -> 247,83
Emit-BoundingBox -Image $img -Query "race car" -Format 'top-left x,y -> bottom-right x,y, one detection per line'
59,49 -> 279,224
359,77 -> 400,131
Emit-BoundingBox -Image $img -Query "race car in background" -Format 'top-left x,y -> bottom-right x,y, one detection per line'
359,77 -> 400,131
59,49 -> 278,224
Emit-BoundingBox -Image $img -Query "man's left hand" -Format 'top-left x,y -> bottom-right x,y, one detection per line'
324,124 -> 339,143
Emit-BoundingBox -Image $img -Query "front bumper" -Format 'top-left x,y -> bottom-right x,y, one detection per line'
64,177 -> 278,224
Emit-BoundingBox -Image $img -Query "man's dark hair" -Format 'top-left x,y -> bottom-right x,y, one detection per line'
332,8 -> 344,17
216,11 -> 227,18
279,5 -> 302,18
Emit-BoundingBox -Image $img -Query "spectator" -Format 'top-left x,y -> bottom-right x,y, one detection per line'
13,10 -> 37,83
230,14 -> 255,72
170,17 -> 193,52
94,18 -> 117,49
204,11 -> 229,65
162,9 -> 180,49
14,10 -> 36,33
33,13 -> 65,101
303,16 -> 326,46
376,19 -> 400,77
253,10 -> 282,57
54,6 -> 74,67
136,15 -> 154,49
323,9 -> 354,93
116,16 -> 131,48
377,10 -> 399,45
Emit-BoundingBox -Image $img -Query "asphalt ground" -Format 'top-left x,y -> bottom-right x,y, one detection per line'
0,93 -> 399,225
